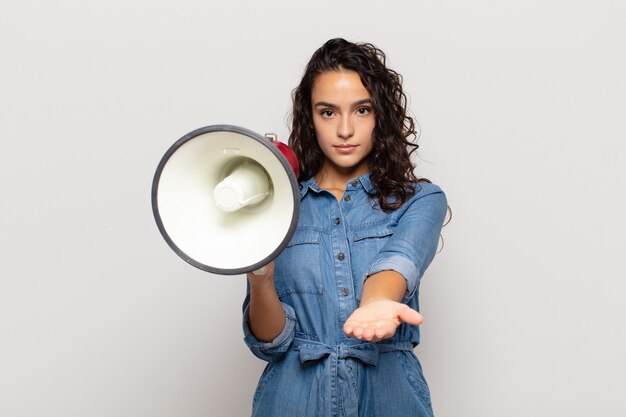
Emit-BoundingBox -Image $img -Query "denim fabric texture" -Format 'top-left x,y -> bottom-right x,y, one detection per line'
243,173 -> 447,417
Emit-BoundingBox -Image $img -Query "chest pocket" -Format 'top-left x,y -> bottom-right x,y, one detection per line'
274,228 -> 323,298
350,226 -> 395,301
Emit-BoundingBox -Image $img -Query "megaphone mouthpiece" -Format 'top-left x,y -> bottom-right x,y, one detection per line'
213,161 -> 271,212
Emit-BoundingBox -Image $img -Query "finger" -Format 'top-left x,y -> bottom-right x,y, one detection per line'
398,307 -> 423,326
374,326 -> 389,340
363,326 -> 376,341
352,325 -> 365,339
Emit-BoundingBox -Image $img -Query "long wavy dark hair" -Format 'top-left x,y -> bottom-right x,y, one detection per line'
289,38 -> 427,211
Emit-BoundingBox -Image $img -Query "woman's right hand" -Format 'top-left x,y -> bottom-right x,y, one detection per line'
246,260 -> 285,342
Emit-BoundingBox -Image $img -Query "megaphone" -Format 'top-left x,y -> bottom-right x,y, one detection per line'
151,125 -> 300,275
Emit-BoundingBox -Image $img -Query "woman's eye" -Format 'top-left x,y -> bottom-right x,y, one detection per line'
357,107 -> 371,115
320,110 -> 334,118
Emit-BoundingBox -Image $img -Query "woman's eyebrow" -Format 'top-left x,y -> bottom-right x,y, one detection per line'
314,98 -> 372,108
314,101 -> 338,109
351,98 -> 373,107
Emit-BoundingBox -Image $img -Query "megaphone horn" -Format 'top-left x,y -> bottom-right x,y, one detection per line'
152,125 -> 301,275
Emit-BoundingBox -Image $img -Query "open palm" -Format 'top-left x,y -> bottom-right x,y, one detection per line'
343,299 -> 423,342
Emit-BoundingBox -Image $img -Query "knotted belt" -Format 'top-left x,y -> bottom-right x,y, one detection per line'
290,338 -> 415,416
292,337 -> 414,366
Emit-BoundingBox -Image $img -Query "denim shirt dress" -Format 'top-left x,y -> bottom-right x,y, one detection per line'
242,174 -> 447,417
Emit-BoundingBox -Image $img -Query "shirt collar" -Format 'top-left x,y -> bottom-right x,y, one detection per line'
298,176 -> 320,199
298,173 -> 375,199
357,174 -> 376,194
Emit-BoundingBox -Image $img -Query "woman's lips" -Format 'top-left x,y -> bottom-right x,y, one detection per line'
335,144 -> 358,154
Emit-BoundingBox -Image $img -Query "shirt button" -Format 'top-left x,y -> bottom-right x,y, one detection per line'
335,217 -> 341,225
344,195 -> 351,201
351,180 -> 358,187
337,252 -> 345,261
341,287 -> 350,296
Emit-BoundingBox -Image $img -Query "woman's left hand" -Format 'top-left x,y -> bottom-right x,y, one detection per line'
343,299 -> 423,342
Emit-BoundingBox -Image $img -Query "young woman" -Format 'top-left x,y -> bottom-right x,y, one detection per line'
242,38 -> 448,417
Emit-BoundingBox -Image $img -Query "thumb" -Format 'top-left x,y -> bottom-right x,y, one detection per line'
398,307 -> 424,326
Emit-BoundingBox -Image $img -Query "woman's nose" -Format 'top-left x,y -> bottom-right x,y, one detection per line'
337,116 -> 354,139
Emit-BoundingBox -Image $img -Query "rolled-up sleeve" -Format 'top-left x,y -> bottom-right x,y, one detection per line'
366,185 -> 448,303
242,296 -> 297,362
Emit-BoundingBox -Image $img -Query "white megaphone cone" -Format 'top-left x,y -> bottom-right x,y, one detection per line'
151,125 -> 300,275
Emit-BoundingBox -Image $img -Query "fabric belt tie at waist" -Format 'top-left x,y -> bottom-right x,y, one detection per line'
292,338 -> 414,367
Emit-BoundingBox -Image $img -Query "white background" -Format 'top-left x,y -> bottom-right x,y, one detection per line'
1,1 -> 625,416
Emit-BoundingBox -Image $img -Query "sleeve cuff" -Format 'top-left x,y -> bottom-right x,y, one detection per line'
366,255 -> 419,303
242,302 -> 297,362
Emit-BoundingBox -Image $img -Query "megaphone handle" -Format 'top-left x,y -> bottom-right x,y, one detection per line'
251,266 -> 268,276
249,260 -> 276,278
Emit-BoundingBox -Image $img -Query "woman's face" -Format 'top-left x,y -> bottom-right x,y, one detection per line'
311,70 -> 375,180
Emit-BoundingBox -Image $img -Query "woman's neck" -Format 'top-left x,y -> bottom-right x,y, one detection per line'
315,164 -> 368,200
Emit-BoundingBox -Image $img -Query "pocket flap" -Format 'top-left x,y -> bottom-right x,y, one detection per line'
287,229 -> 321,246
353,226 -> 394,242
